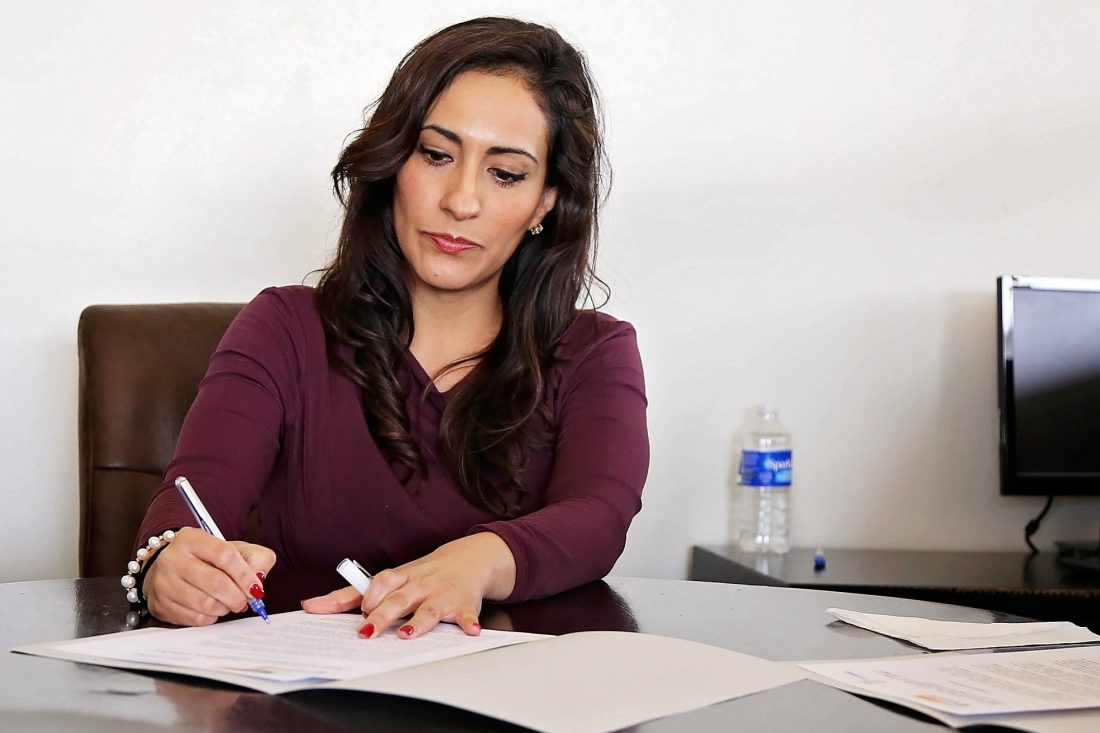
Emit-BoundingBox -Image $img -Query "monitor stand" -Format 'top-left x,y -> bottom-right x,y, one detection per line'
1055,540 -> 1100,576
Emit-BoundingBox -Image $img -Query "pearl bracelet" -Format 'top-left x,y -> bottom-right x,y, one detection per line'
121,530 -> 176,605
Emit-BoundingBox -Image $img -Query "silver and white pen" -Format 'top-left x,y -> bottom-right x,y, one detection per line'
174,475 -> 270,624
337,557 -> 373,595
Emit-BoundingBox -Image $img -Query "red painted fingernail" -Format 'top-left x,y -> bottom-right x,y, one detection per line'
249,583 -> 265,599
399,624 -> 414,637
256,571 -> 266,582
358,623 -> 375,638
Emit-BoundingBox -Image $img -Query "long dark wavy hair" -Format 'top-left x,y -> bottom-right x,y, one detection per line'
315,17 -> 609,517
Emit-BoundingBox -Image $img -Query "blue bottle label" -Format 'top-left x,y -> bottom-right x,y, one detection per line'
739,450 -> 792,487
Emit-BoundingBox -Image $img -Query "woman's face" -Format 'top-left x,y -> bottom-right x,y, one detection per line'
393,70 -> 558,300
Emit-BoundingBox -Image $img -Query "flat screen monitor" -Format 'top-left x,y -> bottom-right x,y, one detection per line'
998,275 -> 1100,496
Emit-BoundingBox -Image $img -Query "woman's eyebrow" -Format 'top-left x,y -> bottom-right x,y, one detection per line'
422,124 -> 539,165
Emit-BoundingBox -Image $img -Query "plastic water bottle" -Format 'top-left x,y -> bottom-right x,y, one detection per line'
733,405 -> 792,553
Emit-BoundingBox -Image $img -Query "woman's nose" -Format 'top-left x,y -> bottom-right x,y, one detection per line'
440,167 -> 480,220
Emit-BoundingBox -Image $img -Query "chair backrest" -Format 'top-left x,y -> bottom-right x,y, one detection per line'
77,303 -> 244,577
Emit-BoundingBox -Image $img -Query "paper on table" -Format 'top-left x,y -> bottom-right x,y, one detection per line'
16,614 -> 809,733
801,645 -> 1100,717
826,608 -> 1100,651
336,631 -> 808,733
48,611 -> 545,682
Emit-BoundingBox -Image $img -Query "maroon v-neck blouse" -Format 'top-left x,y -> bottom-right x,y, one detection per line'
135,286 -> 649,602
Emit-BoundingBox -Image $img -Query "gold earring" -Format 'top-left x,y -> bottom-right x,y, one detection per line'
529,224 -> 544,236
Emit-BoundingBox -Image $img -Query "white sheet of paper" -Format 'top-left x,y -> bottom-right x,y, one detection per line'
826,608 -> 1100,651
16,614 -> 808,733
48,611 -> 545,682
801,646 -> 1100,716
936,707 -> 1100,733
335,631 -> 808,733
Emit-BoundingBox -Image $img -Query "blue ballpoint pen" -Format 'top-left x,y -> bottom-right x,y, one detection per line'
174,476 -> 270,624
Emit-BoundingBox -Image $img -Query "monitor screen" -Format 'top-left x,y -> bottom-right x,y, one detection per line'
998,276 -> 1100,496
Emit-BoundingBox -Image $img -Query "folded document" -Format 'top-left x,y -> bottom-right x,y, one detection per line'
827,607 -> 1100,650
14,611 -> 806,733
801,645 -> 1100,732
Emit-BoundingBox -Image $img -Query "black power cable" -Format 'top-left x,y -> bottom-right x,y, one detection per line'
1024,495 -> 1053,555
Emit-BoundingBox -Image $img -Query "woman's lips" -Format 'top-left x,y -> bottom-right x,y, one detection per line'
426,233 -> 479,254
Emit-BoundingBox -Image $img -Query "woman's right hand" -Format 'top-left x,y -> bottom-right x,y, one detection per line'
143,527 -> 277,626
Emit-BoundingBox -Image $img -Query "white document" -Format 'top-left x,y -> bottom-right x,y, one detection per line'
338,631 -> 807,733
826,608 -> 1100,651
47,611 -> 542,682
802,646 -> 1100,717
16,611 -> 808,733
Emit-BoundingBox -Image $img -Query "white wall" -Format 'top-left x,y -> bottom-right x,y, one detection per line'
3,1 -> 1099,582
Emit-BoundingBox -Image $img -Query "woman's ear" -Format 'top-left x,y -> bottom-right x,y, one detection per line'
531,186 -> 558,229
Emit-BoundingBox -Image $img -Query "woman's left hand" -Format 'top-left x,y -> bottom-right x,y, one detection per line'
300,533 -> 516,639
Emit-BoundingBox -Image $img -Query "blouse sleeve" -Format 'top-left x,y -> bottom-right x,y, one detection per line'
132,288 -> 301,552
469,318 -> 649,602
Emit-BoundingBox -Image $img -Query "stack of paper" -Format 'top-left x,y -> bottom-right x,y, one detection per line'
15,611 -> 807,733
801,646 -> 1100,733
826,608 -> 1100,650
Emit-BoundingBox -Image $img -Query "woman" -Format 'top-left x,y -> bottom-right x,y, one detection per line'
131,17 -> 649,638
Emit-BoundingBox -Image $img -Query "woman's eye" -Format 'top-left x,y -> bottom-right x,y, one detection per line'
491,168 -> 527,187
418,146 -> 450,165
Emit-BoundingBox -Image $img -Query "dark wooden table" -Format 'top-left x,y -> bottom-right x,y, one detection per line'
2,573 -> 1038,732
691,545 -> 1100,632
